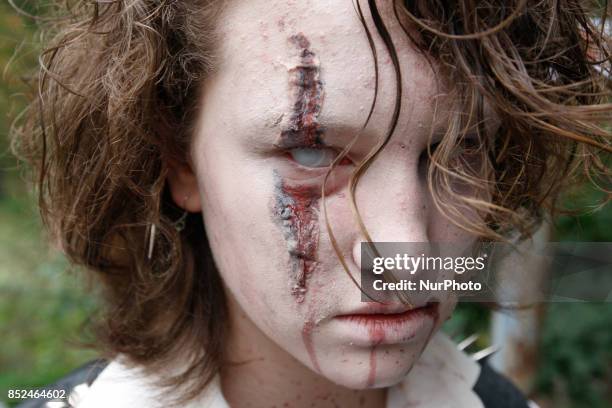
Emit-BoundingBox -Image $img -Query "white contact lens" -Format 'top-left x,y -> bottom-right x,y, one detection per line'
289,147 -> 337,168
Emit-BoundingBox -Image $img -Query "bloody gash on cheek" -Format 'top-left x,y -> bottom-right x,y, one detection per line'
273,172 -> 321,303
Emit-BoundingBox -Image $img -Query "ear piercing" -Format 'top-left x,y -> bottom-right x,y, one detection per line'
146,195 -> 190,260
147,223 -> 157,260
172,195 -> 190,232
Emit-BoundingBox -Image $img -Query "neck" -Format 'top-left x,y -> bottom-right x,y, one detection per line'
219,295 -> 387,408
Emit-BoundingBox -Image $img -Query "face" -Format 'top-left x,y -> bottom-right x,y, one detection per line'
171,0 -> 481,390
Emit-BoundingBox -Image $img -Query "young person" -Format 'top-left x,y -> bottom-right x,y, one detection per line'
13,0 -> 610,407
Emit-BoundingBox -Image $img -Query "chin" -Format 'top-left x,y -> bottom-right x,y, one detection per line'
316,344 -> 422,390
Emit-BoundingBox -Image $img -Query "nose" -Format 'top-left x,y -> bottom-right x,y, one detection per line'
350,142 -> 430,271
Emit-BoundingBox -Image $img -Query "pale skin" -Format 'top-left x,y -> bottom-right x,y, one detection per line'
167,0 -> 486,407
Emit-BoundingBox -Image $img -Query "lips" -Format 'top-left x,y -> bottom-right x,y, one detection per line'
332,302 -> 439,345
337,301 -> 435,318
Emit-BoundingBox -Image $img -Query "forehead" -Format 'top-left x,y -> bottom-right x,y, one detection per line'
207,0 -> 442,143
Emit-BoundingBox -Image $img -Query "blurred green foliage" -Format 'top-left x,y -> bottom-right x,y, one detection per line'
0,3 -> 97,406
0,194 -> 97,398
0,3 -> 610,408
536,303 -> 612,407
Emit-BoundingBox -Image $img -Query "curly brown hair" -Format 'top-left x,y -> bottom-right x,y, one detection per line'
10,0 -> 611,402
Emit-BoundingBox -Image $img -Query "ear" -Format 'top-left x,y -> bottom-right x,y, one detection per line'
166,160 -> 202,213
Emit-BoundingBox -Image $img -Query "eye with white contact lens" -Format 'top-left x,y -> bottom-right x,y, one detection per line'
288,147 -> 339,168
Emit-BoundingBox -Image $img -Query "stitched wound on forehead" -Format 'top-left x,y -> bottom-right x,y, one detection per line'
278,33 -> 325,149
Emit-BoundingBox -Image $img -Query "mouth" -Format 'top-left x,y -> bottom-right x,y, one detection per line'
336,302 -> 438,323
333,302 -> 439,345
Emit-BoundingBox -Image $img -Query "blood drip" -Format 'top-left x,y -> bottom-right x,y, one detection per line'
366,325 -> 386,387
302,318 -> 322,373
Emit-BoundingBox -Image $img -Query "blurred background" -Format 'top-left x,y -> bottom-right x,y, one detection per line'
0,2 -> 610,407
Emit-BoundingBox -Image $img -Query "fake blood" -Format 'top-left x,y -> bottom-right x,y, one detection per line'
278,33 -> 324,149
272,32 -> 326,373
274,177 -> 320,301
273,32 -> 325,302
366,325 -> 385,387
302,319 -> 322,373
273,174 -> 322,370
366,304 -> 440,386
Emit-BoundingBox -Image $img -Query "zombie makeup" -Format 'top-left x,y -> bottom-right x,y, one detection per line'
186,0 -> 478,402
277,33 -> 325,149
272,170 -> 325,373
272,170 -> 321,303
272,32 -> 327,304
270,32 -> 329,372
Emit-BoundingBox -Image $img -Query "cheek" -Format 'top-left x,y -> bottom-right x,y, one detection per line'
427,188 -> 482,242
272,172 -> 321,303
192,153 -> 290,313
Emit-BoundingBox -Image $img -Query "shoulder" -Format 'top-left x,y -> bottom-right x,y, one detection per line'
29,357 -> 228,408
16,360 -> 108,408
473,360 -> 535,408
